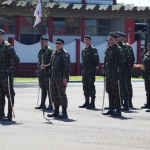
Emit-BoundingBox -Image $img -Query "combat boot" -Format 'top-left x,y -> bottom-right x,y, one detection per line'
47,106 -> 59,117
45,90 -> 53,110
86,97 -> 95,109
111,109 -> 122,117
79,97 -> 89,108
128,98 -> 133,108
2,116 -> 12,121
103,109 -> 115,115
121,99 -> 129,111
58,107 -> 68,118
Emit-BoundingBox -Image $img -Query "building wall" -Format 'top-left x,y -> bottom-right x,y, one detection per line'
111,18 -> 125,32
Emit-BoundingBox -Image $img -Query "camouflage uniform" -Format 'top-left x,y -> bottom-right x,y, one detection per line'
50,49 -> 70,108
81,45 -> 99,106
0,40 -> 20,119
118,41 -> 131,108
37,46 -> 53,108
104,44 -> 124,111
124,42 -> 135,107
143,52 -> 150,109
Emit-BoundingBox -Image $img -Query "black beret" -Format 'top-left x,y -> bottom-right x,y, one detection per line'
40,35 -> 48,40
84,35 -> 91,40
0,29 -> 5,36
56,38 -> 64,44
108,32 -> 117,38
122,32 -> 126,38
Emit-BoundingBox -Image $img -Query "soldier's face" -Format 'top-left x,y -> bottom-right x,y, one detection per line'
122,37 -> 126,42
108,36 -> 116,45
0,35 -> 4,42
40,40 -> 48,48
55,42 -> 64,50
84,38 -> 91,45
116,35 -> 121,43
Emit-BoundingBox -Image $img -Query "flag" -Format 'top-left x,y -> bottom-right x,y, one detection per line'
33,0 -> 42,27
128,28 -> 131,45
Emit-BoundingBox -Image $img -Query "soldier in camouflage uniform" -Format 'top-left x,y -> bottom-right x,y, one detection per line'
115,31 -> 131,111
141,43 -> 150,112
103,32 -> 124,117
35,36 -> 53,110
79,35 -> 99,109
42,38 -> 70,118
0,29 -> 20,121
121,33 -> 135,108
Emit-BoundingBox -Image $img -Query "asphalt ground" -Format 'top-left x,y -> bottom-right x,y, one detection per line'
0,81 -> 150,150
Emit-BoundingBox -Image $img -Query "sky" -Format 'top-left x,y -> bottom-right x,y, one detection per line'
117,0 -> 150,6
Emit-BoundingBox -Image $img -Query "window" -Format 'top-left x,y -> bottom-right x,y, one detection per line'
53,18 -> 80,35
85,19 -> 110,36
135,20 -> 147,33
19,16 -> 48,34
0,16 -> 14,34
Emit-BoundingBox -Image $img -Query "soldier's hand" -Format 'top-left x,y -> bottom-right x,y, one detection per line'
41,64 -> 46,70
63,78 -> 67,86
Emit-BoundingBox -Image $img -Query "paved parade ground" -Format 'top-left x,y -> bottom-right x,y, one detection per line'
0,81 -> 150,150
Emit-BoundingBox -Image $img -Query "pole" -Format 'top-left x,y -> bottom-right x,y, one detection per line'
101,76 -> 106,114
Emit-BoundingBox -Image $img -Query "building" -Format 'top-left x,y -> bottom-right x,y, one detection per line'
0,0 -> 149,76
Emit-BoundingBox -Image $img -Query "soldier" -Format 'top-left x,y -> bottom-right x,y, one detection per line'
0,29 -> 20,121
141,43 -> 150,112
35,35 -> 53,110
79,35 -> 99,109
103,32 -> 124,117
121,33 -> 135,108
42,38 -> 70,118
115,31 -> 130,111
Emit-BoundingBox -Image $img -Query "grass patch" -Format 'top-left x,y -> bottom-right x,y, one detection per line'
14,76 -> 143,82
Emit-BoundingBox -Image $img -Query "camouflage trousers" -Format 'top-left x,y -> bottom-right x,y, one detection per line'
106,69 -> 121,109
144,71 -> 150,107
82,73 -> 96,98
0,73 -> 15,117
124,68 -> 133,100
38,71 -> 52,107
50,78 -> 68,107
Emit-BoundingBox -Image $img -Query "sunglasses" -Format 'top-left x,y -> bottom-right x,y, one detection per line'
55,42 -> 62,45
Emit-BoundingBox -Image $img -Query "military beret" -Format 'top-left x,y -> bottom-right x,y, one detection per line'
40,35 -> 48,40
56,38 -> 64,44
108,32 -> 117,38
0,29 -> 5,36
84,35 -> 91,40
115,31 -> 123,37
121,32 -> 126,38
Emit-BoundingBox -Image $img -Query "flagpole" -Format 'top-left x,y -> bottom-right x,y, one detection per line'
40,0 -> 43,49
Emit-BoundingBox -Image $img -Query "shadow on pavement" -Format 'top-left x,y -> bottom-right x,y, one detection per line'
130,107 -> 142,111
109,116 -> 133,120
121,110 -> 139,113
54,118 -> 76,122
0,121 -> 23,126
86,108 -> 101,111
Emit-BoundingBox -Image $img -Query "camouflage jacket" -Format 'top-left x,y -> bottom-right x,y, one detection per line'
104,43 -> 124,70
81,45 -> 99,73
0,40 -> 20,73
118,41 -> 132,68
50,48 -> 70,80
125,42 -> 135,68
143,52 -> 150,71
37,46 -> 53,72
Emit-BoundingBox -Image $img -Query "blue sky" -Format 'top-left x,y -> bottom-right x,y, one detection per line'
117,0 -> 150,6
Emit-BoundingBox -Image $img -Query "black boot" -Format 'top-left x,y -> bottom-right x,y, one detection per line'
128,97 -> 133,108
103,109 -> 115,115
58,107 -> 68,118
47,106 -> 59,117
111,109 -> 122,117
79,97 -> 89,108
86,97 -> 95,109
35,88 -> 47,109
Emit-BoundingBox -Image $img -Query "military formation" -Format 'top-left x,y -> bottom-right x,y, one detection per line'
0,28 -> 149,122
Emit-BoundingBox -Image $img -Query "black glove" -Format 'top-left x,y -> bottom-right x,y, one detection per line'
101,68 -> 106,76
5,69 -> 12,77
